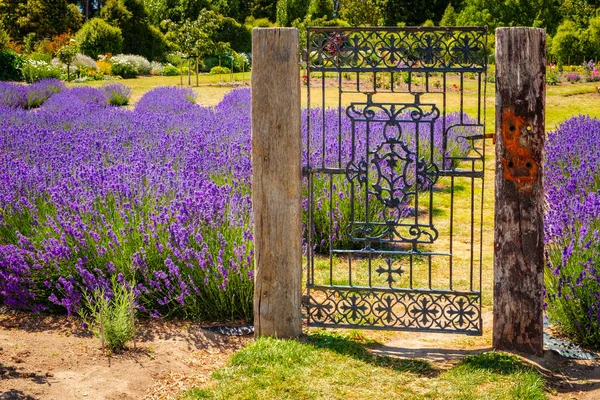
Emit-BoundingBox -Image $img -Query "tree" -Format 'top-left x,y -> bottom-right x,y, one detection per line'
56,41 -> 78,81
0,22 -> 10,49
381,0 -> 451,26
584,15 -> 600,60
0,0 -> 82,38
456,0 -> 562,34
339,0 -> 382,26
276,0 -> 309,26
560,0 -> 600,28
551,19 -> 585,64
165,9 -> 223,83
75,18 -> 123,58
439,3 -> 457,26
307,0 -> 334,19
249,0 -> 277,21
101,0 -> 168,60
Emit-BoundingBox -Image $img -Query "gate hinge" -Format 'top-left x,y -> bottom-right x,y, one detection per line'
484,133 -> 496,144
301,49 -> 308,62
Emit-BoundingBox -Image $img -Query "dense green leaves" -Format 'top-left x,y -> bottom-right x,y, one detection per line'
76,18 -> 124,59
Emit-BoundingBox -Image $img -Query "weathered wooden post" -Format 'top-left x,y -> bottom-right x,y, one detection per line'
494,27 -> 546,355
251,28 -> 303,338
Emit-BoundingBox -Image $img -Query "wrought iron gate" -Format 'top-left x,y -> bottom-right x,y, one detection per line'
303,27 -> 488,334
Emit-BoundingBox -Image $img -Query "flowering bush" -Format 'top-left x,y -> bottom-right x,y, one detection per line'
110,56 -> 138,79
20,59 -> 62,82
135,86 -> 197,114
565,73 -> 582,83
111,54 -> 152,77
545,116 -> 600,347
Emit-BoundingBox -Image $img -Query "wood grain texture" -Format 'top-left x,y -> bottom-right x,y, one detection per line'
251,28 -> 303,338
494,27 -> 546,355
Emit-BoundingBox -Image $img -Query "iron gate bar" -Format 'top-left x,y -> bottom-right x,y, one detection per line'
304,26 -> 487,335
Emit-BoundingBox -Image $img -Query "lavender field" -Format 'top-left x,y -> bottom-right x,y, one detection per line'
1,82 -> 254,320
1,80 -> 598,342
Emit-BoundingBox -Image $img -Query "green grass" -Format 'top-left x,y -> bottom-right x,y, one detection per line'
183,331 -> 545,400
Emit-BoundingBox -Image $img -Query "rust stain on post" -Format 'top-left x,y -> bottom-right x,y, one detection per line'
500,107 -> 538,191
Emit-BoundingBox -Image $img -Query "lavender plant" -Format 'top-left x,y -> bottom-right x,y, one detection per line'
102,83 -> 131,106
545,116 -> 600,347
0,79 -> 65,109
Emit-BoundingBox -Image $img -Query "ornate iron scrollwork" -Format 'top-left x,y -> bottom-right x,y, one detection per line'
345,100 -> 440,245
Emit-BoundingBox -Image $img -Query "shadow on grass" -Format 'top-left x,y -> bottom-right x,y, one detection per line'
305,331 -> 435,376
456,351 -> 537,374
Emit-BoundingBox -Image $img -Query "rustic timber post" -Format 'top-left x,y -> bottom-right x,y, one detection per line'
251,28 -> 303,338
494,27 -> 546,355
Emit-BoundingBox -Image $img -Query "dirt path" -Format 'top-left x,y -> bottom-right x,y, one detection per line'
0,310 -> 249,400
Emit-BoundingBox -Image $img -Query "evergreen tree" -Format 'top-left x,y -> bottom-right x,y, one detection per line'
307,0 -> 333,19
440,3 -> 457,26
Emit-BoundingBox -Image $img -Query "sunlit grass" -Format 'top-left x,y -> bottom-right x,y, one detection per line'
184,331 -> 545,400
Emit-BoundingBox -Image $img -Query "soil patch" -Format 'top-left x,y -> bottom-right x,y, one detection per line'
0,310 -> 249,400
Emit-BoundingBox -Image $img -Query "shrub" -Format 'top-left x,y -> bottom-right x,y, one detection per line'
547,63 -> 561,85
0,50 -> 24,81
210,66 -> 231,75
42,86 -> 108,111
0,23 -> 9,50
162,64 -> 179,76
76,18 -> 124,59
79,277 -> 136,351
97,60 -> 112,75
149,61 -> 163,75
0,82 -> 27,108
545,116 -> 600,348
102,83 -> 130,106
216,16 -> 251,53
0,79 -> 64,110
552,20 -> 585,65
565,73 -> 581,83
115,54 -> 151,75
20,59 -> 62,83
110,55 -> 138,78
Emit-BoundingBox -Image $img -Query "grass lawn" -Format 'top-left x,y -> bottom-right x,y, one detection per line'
70,74 -> 598,399
183,331 -> 545,400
